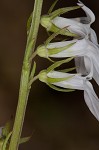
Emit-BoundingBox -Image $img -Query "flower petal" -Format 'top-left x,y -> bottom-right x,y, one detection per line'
47,71 -> 84,90
90,28 -> 98,45
84,81 -> 99,121
77,1 -> 95,24
75,57 -> 87,75
47,38 -> 88,58
93,67 -> 99,86
52,16 -> 90,37
51,1 -> 95,37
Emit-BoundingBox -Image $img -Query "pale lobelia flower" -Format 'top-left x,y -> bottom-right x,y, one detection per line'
41,0 -> 98,44
38,0 -> 99,121
37,37 -> 99,85
38,69 -> 99,121
40,0 -> 99,85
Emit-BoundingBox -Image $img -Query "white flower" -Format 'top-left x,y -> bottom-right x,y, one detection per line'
39,70 -> 99,121
37,37 -> 99,85
41,1 -> 98,44
40,0 -> 99,85
52,0 -> 98,43
39,1 -> 99,121
84,80 -> 99,121
47,71 -> 84,90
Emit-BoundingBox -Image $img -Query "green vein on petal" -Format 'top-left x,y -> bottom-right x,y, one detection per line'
50,6 -> 81,19
47,75 -> 74,83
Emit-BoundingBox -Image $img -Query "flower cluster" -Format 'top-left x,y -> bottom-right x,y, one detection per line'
37,1 -> 99,121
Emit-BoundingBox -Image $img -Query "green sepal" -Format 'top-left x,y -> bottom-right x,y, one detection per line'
48,58 -> 55,63
47,75 -> 73,83
20,136 -> 31,145
47,83 -> 75,92
50,23 -> 77,37
50,6 -> 81,19
37,28 -> 75,59
48,42 -> 75,55
45,27 -> 68,45
48,0 -> 59,14
47,57 -> 74,73
41,15 -> 77,37
59,67 -> 76,73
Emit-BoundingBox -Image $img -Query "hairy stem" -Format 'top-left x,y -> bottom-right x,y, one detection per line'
9,0 -> 43,149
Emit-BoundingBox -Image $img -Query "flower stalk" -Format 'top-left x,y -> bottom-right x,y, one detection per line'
9,0 -> 43,150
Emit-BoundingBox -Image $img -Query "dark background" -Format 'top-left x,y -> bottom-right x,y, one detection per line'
0,0 -> 99,150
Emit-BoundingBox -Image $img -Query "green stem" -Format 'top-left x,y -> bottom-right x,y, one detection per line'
28,75 -> 39,89
9,0 -> 43,150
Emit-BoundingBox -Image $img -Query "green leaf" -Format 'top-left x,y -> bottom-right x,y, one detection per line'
50,6 -> 81,19
48,42 -> 75,55
47,83 -> 74,92
48,0 -> 59,14
47,75 -> 74,83
27,13 -> 32,34
47,57 -> 74,73
19,136 -> 31,145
